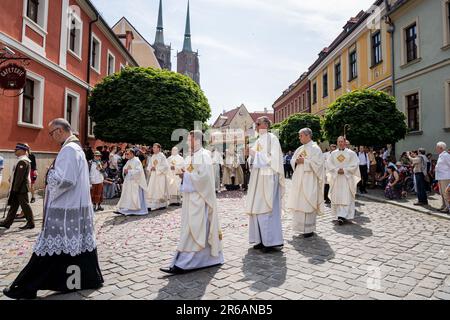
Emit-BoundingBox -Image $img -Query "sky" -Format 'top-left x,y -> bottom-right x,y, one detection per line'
91,0 -> 376,123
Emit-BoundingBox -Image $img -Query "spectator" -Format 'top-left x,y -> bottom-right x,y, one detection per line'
384,165 -> 402,200
101,146 -> 110,162
435,142 -> 450,213
103,161 -> 120,199
357,146 -> 369,194
284,151 -> 293,179
90,151 -> 105,212
407,150 -> 428,206
418,148 -> 431,192
83,143 -> 94,162
109,146 -> 120,172
24,144 -> 37,203
367,147 -> 377,189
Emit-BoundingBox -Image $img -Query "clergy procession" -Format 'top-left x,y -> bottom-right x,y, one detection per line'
0,115 -> 368,300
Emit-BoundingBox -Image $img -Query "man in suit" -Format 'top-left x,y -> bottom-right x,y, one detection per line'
0,143 -> 35,230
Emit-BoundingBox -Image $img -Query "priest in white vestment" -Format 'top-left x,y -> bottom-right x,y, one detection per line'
3,119 -> 103,300
167,147 -> 185,205
246,116 -> 285,253
116,149 -> 149,216
286,128 -> 325,238
211,148 -> 223,193
326,136 -> 361,225
146,143 -> 170,211
222,147 -> 244,189
160,130 -> 224,274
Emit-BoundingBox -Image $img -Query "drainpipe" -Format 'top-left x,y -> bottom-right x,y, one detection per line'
85,14 -> 99,146
385,2 -> 398,156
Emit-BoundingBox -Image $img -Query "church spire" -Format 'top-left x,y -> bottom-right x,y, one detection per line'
182,0 -> 192,52
154,0 -> 165,45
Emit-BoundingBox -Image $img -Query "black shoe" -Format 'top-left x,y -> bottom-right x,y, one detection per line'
253,243 -> 264,250
261,246 -> 279,254
19,224 -> 35,230
338,218 -> 346,225
97,206 -> 104,211
30,198 -> 36,204
414,202 -> 428,206
159,266 -> 186,275
0,223 -> 10,230
303,232 -> 315,239
3,287 -> 37,300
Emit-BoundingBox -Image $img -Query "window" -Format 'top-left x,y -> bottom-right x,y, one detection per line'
27,0 -> 39,23
446,81 -> 450,128
312,82 -> 317,104
444,1 -> 450,46
88,105 -> 96,138
323,72 -> 328,98
120,63 -> 125,71
22,79 -> 34,123
405,23 -> 418,63
335,63 -> 342,89
18,71 -> 44,128
90,34 -> 101,73
67,12 -> 82,58
66,95 -> 73,125
24,0 -> 48,30
349,50 -> 358,80
64,89 -> 80,133
372,31 -> 382,66
406,92 -> 420,131
107,51 -> 116,75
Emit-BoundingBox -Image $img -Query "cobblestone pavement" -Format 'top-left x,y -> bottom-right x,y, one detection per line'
1,181 -> 450,300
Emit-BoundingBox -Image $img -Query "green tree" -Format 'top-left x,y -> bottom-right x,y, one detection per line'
277,113 -> 322,152
322,89 -> 407,146
89,67 -> 211,148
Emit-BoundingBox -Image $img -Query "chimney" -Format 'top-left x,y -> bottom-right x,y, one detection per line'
125,30 -> 134,52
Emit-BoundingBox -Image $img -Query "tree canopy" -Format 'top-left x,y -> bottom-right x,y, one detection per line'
322,89 -> 407,146
89,67 -> 211,149
276,113 -> 322,152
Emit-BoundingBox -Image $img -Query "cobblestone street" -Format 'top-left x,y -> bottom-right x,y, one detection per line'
1,181 -> 450,300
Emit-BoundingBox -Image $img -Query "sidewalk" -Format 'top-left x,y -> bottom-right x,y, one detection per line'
357,188 -> 450,221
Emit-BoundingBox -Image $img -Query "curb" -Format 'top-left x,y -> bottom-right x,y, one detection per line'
357,194 -> 450,221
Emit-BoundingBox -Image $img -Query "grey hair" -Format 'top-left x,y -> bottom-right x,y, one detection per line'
49,118 -> 72,132
299,128 -> 313,138
257,116 -> 272,128
437,141 -> 447,150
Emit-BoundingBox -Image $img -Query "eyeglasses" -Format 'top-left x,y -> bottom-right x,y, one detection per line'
49,128 -> 61,137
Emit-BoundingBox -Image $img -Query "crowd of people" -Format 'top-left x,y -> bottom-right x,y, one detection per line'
282,142 -> 450,215
0,115 -> 449,299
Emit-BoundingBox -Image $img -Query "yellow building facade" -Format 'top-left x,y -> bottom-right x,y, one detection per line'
309,1 -> 393,115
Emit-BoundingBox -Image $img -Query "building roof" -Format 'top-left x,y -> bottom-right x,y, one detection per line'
250,112 -> 274,123
273,72 -> 309,107
84,0 -> 139,67
307,0 -> 384,75
113,17 -> 155,52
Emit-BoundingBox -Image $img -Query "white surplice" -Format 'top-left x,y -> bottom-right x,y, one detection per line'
170,148 -> 224,270
34,136 -> 96,257
117,156 -> 148,216
246,132 -> 285,247
287,141 -> 325,234
146,152 -> 170,210
326,148 -> 361,220
167,154 -> 185,204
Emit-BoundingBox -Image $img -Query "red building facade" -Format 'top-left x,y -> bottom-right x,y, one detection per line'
272,72 -> 311,124
0,0 -> 137,195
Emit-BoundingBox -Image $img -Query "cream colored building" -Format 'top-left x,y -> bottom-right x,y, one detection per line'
112,17 -> 161,69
